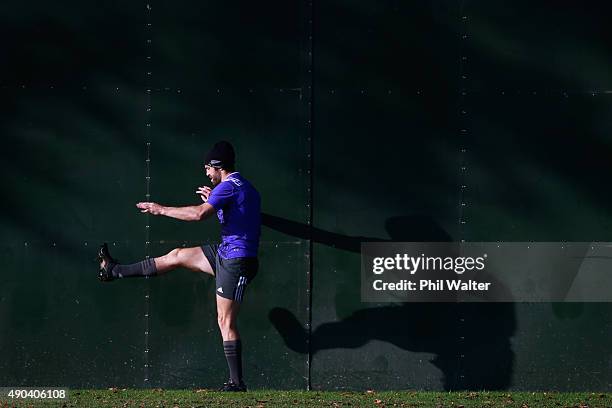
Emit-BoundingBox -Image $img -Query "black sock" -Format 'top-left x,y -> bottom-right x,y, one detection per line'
112,258 -> 157,278
223,340 -> 243,384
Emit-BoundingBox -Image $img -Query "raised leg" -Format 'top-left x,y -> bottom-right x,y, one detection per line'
153,247 -> 214,276
100,246 -> 213,279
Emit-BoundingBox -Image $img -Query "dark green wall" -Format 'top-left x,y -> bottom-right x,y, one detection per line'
1,0 -> 610,391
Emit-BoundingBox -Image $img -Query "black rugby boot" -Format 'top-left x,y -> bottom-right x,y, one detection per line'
219,380 -> 247,392
97,243 -> 118,282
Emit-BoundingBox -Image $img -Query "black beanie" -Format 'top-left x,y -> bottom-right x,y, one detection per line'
204,141 -> 235,168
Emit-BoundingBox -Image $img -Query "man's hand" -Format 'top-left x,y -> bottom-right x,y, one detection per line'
196,186 -> 212,202
136,202 -> 165,215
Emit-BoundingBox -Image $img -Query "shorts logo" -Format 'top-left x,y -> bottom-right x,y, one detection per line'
217,287 -> 224,294
235,276 -> 247,302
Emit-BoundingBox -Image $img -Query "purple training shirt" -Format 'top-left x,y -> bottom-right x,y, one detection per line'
206,172 -> 261,259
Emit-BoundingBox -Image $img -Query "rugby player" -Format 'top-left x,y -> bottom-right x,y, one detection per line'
97,141 -> 261,392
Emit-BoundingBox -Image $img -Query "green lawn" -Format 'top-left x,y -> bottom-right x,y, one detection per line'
1,389 -> 609,408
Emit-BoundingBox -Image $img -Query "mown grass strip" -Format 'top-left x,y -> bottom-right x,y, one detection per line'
1,389 -> 609,408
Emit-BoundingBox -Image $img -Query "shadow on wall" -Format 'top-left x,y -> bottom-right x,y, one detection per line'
262,213 -> 516,390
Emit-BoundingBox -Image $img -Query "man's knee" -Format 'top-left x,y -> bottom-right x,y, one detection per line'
217,312 -> 229,328
217,311 -> 237,332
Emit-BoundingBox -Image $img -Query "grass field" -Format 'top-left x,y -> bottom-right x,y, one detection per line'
1,390 -> 610,408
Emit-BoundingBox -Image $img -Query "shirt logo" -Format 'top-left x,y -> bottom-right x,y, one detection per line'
227,177 -> 243,187
217,287 -> 224,294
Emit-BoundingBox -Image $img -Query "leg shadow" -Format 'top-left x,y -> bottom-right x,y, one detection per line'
264,213 -> 516,390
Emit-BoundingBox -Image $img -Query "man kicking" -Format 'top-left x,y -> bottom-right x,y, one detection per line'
97,140 -> 260,392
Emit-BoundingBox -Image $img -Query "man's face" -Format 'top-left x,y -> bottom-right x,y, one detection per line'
205,165 -> 222,186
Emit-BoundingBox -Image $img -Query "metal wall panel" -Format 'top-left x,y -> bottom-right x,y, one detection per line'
0,0 -> 310,389
1,0 -> 611,391
300,0 -> 612,391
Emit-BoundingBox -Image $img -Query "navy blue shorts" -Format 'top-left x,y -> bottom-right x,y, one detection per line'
201,244 -> 258,303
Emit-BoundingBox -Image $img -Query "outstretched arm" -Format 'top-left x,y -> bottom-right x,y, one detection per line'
136,185 -> 216,221
136,202 -> 216,222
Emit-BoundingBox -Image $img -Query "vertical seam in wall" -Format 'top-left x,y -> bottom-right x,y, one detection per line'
305,0 -> 315,391
457,0 -> 470,390
143,0 -> 153,387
